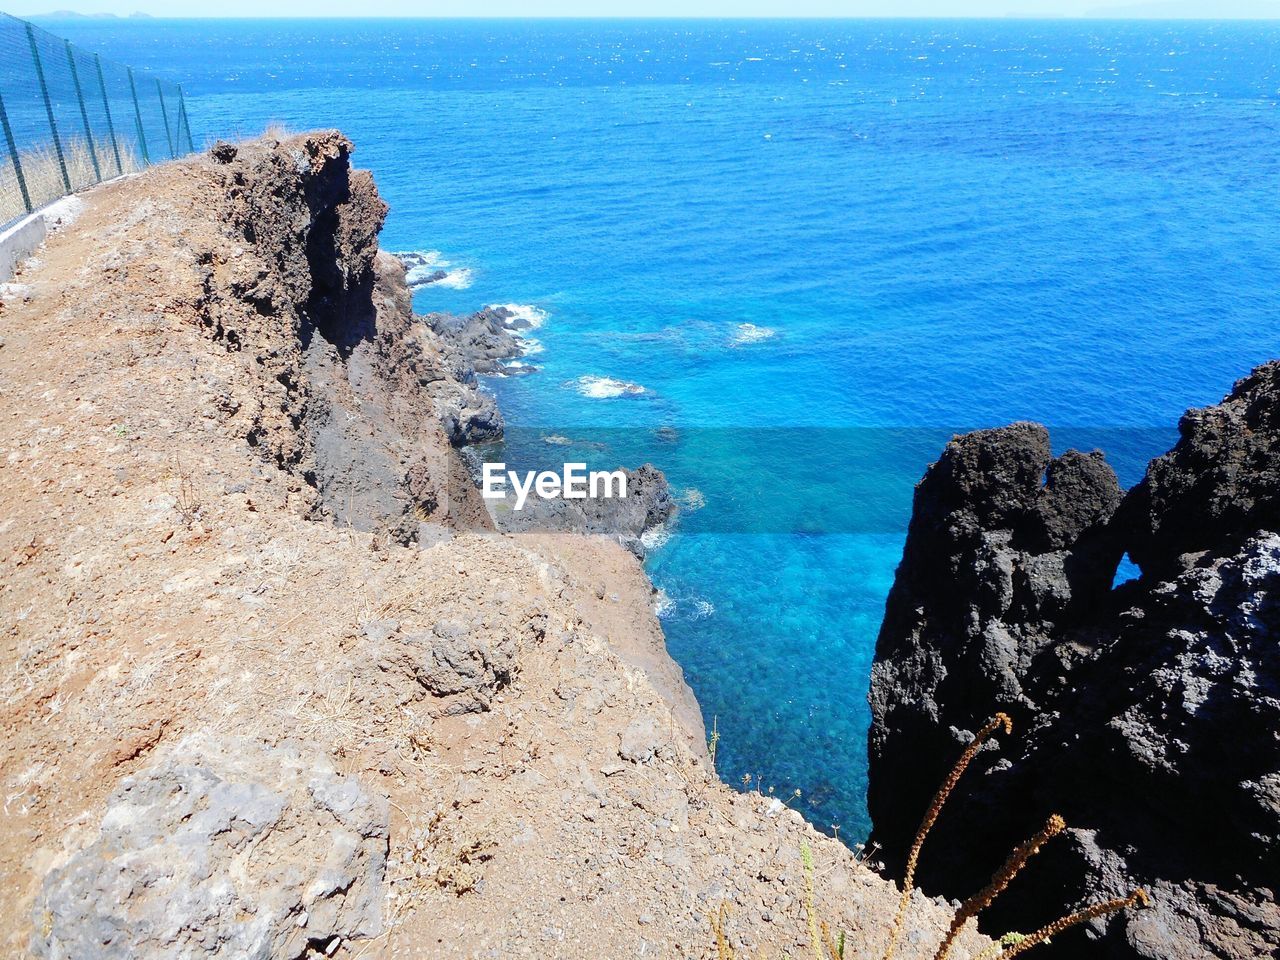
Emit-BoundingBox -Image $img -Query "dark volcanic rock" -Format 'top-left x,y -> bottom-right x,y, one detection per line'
423,306 -> 551,448
490,463 -> 676,559
412,268 -> 449,288
209,140 -> 237,164
868,368 -> 1280,960
427,306 -> 537,378
1118,361 -> 1280,582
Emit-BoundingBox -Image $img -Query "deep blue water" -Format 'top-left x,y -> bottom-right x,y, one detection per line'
46,17 -> 1280,839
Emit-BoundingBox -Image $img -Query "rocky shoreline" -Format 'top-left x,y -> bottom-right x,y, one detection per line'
0,131 -> 990,960
868,366 -> 1280,959
418,282 -> 678,559
426,304 -> 542,380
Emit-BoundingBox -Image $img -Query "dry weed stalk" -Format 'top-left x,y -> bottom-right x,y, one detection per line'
821,921 -> 845,959
708,709 -> 1149,960
883,713 -> 1012,960
710,904 -> 734,960
803,841 -> 823,960
294,677 -> 361,745
999,889 -> 1149,957
933,814 -> 1066,960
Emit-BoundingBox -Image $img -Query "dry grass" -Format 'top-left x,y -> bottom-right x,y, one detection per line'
291,677 -> 363,744
710,713 -> 1149,960
351,808 -> 501,960
172,458 -> 203,529
2,136 -> 143,223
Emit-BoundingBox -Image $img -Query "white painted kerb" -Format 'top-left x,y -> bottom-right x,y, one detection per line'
1,195 -> 85,283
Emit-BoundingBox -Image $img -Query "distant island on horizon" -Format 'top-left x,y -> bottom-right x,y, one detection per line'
25,9 -> 152,17
1084,0 -> 1280,16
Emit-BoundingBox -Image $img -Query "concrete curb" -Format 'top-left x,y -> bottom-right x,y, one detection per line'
0,211 -> 48,284
0,194 -> 86,283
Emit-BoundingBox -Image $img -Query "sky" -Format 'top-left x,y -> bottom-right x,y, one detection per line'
9,0 -> 1280,17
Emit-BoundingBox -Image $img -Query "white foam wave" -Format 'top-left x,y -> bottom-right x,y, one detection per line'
435,268 -> 473,290
487,303 -> 549,331
640,522 -> 671,552
570,375 -> 646,399
731,322 -> 776,345
396,249 -> 449,269
520,337 -> 545,356
653,588 -> 675,619
393,250 -> 467,291
396,249 -> 453,291
678,487 -> 706,511
691,598 -> 716,619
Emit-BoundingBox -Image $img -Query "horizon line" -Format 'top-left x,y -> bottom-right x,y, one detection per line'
19,12 -> 1280,19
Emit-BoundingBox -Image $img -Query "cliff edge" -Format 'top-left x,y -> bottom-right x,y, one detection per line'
0,133 -> 989,959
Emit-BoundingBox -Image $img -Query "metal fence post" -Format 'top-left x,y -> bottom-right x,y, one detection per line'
155,79 -> 175,159
65,40 -> 102,183
94,54 -> 123,176
0,11 -> 198,220
178,86 -> 194,153
0,92 -> 33,214
127,67 -> 149,165
26,22 -> 72,194
174,97 -> 187,155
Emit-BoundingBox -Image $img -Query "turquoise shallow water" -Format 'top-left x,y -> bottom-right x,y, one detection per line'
47,17 -> 1280,838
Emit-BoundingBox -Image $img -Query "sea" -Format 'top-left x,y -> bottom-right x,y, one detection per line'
45,16 -> 1280,840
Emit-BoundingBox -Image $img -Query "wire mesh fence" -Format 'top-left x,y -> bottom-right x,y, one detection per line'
0,12 -> 195,226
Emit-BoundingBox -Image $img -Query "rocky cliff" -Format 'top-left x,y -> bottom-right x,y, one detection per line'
869,367 -> 1280,959
0,132 -> 990,959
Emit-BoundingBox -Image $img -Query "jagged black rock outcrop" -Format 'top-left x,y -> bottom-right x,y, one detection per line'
1118,362 -> 1280,581
426,306 -> 537,380
868,364 -> 1280,960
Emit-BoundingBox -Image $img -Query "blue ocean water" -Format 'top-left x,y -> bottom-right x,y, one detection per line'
47,17 -> 1280,839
